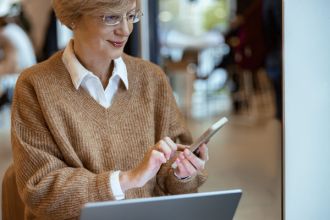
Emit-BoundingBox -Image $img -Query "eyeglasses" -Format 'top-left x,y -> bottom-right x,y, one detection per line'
101,10 -> 143,26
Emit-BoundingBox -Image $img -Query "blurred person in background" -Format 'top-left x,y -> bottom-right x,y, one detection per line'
230,0 -> 265,73
0,0 -> 36,75
262,0 -> 282,120
3,0 -> 209,219
222,0 -> 266,113
0,0 -> 36,109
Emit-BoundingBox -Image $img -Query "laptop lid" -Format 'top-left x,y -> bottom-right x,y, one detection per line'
80,189 -> 242,220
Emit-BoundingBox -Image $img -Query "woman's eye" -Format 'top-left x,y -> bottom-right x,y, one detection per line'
105,15 -> 121,22
128,14 -> 137,21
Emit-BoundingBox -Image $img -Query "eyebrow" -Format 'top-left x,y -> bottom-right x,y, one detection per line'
128,8 -> 138,13
106,8 -> 138,15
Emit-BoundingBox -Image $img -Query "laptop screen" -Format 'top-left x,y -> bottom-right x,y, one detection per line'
80,189 -> 242,220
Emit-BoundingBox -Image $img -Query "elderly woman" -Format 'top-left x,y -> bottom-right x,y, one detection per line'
7,0 -> 208,219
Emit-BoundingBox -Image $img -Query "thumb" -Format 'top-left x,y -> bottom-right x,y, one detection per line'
176,144 -> 190,152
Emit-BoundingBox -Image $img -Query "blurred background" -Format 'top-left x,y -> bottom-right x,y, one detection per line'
0,0 -> 282,219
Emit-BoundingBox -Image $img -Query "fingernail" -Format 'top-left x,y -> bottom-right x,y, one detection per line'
184,149 -> 191,156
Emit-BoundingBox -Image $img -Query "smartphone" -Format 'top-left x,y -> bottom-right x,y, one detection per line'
171,117 -> 228,169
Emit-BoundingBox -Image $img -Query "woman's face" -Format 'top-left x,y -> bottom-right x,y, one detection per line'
73,1 -> 136,61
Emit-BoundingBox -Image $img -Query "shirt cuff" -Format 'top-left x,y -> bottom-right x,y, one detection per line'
110,171 -> 125,200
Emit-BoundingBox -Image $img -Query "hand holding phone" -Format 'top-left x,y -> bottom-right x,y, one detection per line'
171,117 -> 228,169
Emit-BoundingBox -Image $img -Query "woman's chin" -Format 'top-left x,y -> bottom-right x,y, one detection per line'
109,49 -> 124,60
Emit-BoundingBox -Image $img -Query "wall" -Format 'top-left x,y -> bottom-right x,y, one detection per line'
284,0 -> 330,219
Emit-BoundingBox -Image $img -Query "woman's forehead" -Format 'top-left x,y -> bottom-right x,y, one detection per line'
97,0 -> 136,14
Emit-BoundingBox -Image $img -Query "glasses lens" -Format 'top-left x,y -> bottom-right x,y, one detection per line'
128,11 -> 143,23
102,10 -> 143,26
103,15 -> 121,25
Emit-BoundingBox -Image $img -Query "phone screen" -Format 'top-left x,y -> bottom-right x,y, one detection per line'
171,117 -> 228,169
190,117 -> 228,153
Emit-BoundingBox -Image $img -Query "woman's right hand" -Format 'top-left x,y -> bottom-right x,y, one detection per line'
119,137 -> 179,191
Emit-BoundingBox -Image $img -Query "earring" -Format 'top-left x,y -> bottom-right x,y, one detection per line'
71,22 -> 76,29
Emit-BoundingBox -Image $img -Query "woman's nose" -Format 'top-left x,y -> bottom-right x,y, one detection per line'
115,18 -> 132,36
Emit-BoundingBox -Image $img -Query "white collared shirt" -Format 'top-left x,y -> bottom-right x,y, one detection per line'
62,40 -> 126,200
62,40 -> 128,109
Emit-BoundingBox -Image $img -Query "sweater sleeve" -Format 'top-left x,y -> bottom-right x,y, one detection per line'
11,75 -> 116,219
153,70 -> 208,196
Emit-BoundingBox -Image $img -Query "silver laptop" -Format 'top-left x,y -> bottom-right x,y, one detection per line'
80,189 -> 242,220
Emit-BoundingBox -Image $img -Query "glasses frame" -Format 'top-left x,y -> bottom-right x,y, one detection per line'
101,10 -> 143,26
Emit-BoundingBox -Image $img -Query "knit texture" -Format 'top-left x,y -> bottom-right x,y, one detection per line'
11,51 -> 208,220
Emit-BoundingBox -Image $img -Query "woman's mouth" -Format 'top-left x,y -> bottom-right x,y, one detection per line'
108,41 -> 125,48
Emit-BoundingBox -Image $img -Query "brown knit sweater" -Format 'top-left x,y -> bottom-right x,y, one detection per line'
11,52 -> 207,220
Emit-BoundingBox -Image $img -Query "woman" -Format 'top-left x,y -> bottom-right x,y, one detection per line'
9,0 -> 208,219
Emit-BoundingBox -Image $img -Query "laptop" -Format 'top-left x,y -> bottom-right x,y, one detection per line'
80,189 -> 242,220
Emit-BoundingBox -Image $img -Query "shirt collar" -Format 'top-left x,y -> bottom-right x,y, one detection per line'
112,56 -> 129,90
62,39 -> 129,90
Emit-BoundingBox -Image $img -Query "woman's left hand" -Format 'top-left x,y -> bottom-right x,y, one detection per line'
174,143 -> 209,179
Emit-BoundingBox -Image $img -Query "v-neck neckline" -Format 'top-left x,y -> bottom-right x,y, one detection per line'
52,52 -> 136,129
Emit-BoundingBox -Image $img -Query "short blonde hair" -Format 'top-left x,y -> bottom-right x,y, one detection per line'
52,0 -> 137,29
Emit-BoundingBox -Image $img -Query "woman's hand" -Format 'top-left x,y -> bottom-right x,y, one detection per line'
119,137 -> 178,191
173,143 -> 209,179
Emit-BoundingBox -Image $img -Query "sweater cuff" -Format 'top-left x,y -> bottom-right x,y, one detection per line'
94,172 -> 115,201
165,168 -> 200,194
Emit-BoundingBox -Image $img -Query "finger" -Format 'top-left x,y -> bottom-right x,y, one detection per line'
177,144 -> 190,151
174,158 -> 189,178
180,156 -> 197,176
178,152 -> 197,176
183,148 -> 205,171
198,144 -> 209,161
164,137 -> 178,158
164,137 -> 177,151
175,154 -> 191,177
151,150 -> 167,164
157,140 -> 172,160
